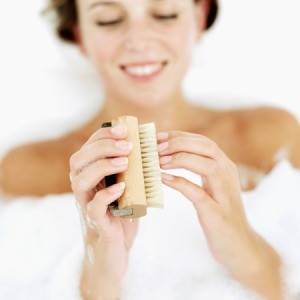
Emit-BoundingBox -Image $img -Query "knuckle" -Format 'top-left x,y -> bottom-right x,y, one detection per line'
96,127 -> 106,137
167,136 -> 179,151
229,160 -> 238,174
70,180 -> 77,192
92,160 -> 113,181
102,139 -> 119,155
198,187 -> 206,199
69,152 -> 78,169
209,160 -> 219,175
204,138 -> 220,157
174,136 -> 187,150
209,141 -> 220,156
169,130 -> 180,138
172,136 -> 182,149
172,152 -> 182,166
93,141 -> 106,156
70,175 -> 83,192
89,127 -> 105,142
80,180 -> 92,193
98,161 -> 110,175
69,152 -> 86,173
73,176 -> 91,194
86,202 -> 96,220
96,137 -> 108,148
177,175 -> 187,186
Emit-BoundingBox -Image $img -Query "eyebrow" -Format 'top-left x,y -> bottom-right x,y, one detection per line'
88,0 -> 172,10
88,1 -> 119,10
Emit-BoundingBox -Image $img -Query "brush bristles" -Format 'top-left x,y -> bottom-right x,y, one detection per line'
139,123 -> 164,208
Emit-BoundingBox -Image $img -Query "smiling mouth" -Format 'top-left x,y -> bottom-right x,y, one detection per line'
120,61 -> 168,81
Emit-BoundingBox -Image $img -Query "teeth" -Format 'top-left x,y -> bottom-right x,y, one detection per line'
124,63 -> 163,76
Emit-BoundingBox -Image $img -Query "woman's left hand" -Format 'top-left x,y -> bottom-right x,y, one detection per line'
157,131 -> 281,299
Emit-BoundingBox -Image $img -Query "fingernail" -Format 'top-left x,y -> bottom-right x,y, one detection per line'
158,141 -> 168,152
112,157 -> 128,166
160,155 -> 172,164
162,173 -> 174,181
111,125 -> 127,135
115,140 -> 133,150
109,182 -> 125,193
157,132 -> 168,141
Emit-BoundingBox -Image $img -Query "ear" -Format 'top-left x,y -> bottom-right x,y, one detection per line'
72,24 -> 87,56
194,0 -> 210,41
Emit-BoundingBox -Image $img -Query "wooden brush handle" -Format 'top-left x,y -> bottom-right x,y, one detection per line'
112,116 -> 147,218
101,117 -> 147,218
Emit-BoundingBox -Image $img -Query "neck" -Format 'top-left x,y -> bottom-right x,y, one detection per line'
97,91 -> 194,132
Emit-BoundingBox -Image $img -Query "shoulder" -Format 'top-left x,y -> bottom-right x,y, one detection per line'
218,105 -> 299,130
2,134 -> 83,162
0,135 -> 84,196
230,106 -> 300,170
241,106 -> 299,132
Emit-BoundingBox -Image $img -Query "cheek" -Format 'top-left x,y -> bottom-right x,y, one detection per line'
85,32 -> 116,62
166,21 -> 198,70
82,30 -> 122,82
167,18 -> 198,56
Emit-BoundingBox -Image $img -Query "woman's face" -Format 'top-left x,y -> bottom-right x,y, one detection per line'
75,0 -> 206,107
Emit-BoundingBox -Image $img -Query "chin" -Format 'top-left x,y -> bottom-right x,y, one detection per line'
128,92 -> 171,109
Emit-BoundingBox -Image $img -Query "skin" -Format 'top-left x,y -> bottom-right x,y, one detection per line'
1,0 -> 300,298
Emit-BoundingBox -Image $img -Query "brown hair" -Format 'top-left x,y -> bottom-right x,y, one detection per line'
45,0 -> 219,43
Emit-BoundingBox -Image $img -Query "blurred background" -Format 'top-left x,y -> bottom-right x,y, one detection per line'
0,0 -> 299,157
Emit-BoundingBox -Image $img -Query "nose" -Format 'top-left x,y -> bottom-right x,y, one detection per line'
123,19 -> 154,52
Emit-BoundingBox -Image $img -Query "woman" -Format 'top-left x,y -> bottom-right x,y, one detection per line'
1,0 -> 300,298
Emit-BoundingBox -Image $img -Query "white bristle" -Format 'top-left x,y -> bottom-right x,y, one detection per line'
139,123 -> 164,208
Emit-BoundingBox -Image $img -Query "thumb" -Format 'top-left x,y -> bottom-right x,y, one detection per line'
161,172 -> 221,221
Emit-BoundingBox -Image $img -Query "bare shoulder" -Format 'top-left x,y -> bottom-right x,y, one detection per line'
227,106 -> 300,170
0,134 -> 84,196
189,104 -> 299,190
0,114 -> 102,197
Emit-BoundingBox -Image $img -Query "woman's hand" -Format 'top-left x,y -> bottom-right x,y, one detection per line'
69,124 -> 139,300
157,131 -> 282,299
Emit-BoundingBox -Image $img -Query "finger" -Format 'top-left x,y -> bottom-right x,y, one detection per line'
160,152 -> 219,179
86,182 -> 126,234
70,139 -> 132,175
161,172 -> 220,221
156,132 -> 169,142
160,152 -> 224,196
158,135 -> 223,161
157,130 -> 206,142
82,124 -> 128,148
160,152 -> 238,209
71,156 -> 129,205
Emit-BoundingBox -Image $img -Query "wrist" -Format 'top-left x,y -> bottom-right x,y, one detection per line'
80,237 -> 129,299
81,265 -> 121,300
233,232 -> 282,299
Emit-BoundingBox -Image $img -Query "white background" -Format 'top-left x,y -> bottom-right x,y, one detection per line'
0,0 -> 299,155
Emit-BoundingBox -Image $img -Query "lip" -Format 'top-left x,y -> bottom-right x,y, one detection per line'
120,61 -> 168,83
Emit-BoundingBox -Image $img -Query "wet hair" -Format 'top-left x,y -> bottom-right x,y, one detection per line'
44,0 -> 219,43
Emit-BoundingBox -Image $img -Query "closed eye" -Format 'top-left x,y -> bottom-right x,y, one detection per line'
155,14 -> 178,20
96,14 -> 178,27
96,19 -> 123,26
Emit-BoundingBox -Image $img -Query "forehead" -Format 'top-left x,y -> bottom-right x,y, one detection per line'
76,0 -> 194,15
85,0 -> 188,7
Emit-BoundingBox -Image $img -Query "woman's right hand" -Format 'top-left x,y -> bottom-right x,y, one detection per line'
69,124 -> 139,299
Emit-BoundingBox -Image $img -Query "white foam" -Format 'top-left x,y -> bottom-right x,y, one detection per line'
0,161 -> 300,299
